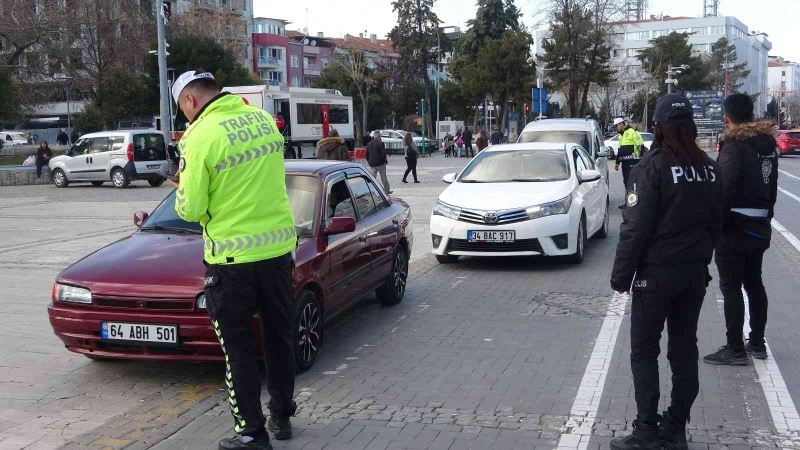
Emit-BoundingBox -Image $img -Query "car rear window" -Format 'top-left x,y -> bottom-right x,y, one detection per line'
520,130 -> 590,151
132,134 -> 166,161
788,132 -> 800,139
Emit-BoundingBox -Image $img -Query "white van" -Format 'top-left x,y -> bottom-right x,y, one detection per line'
223,85 -> 355,158
1,131 -> 31,146
49,130 -> 170,188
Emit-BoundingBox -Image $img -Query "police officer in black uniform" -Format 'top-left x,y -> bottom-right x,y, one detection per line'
610,94 -> 722,450
703,93 -> 779,365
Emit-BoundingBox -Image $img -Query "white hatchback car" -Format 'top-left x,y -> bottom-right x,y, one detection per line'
49,130 -> 170,188
430,143 -> 609,264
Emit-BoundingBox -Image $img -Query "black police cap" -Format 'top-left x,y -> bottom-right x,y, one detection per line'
653,93 -> 693,125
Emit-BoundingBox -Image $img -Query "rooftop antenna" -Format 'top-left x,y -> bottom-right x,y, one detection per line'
703,0 -> 719,17
625,0 -> 647,20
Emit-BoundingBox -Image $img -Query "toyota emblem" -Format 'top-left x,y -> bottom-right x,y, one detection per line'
483,213 -> 499,224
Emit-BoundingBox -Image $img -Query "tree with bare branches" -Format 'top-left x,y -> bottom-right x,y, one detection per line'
0,0 -> 64,69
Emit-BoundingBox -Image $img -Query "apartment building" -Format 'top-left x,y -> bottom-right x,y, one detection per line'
535,15 -> 772,116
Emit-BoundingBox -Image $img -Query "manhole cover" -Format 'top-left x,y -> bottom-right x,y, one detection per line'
521,291 -> 629,318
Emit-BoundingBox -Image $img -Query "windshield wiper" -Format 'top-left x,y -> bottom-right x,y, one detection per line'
459,179 -> 484,183
509,178 -> 548,182
141,224 -> 202,234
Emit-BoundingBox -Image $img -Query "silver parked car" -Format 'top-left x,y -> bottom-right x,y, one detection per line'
49,130 -> 170,188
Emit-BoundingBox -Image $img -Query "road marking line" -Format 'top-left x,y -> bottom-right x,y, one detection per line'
772,219 -> 800,254
780,169 -> 800,181
742,289 -> 800,439
557,291 -> 629,450
780,187 -> 800,204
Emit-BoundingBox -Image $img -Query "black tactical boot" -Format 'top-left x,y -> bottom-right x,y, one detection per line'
610,419 -> 661,450
218,433 -> 272,450
659,409 -> 688,450
267,416 -> 292,440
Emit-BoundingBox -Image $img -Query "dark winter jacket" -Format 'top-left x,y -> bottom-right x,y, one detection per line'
611,147 -> 722,292
462,129 -> 473,145
490,130 -> 502,145
316,136 -> 350,161
717,120 -> 778,243
476,134 -> 489,151
36,146 -> 53,165
366,138 -> 388,167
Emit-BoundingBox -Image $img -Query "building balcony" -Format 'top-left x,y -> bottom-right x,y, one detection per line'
257,56 -> 282,67
304,63 -> 321,75
266,79 -> 281,86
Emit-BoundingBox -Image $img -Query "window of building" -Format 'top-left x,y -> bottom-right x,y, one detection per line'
292,75 -> 300,86
691,27 -> 706,35
267,71 -> 283,82
270,48 -> 283,60
612,49 -> 623,58
626,48 -> 642,57
652,30 -> 667,38
692,44 -> 708,53
626,31 -> 649,41
291,55 -> 299,68
258,47 -> 267,59
303,57 -> 309,68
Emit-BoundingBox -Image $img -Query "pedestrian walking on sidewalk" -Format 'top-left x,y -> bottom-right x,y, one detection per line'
456,133 -> 464,157
490,129 -> 502,145
401,132 -> 420,183
315,129 -> 349,161
56,129 -> 69,147
366,130 -> 392,193
35,141 -> 52,177
476,130 -> 489,152
172,70 -> 297,450
442,132 -> 454,157
610,93 -> 722,450
703,93 -> 779,366
462,126 -> 474,157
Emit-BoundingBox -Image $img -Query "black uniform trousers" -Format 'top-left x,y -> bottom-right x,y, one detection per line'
620,160 -> 636,189
464,143 -> 474,157
204,253 -> 297,438
403,156 -> 418,182
630,262 -> 707,424
715,235 -> 770,351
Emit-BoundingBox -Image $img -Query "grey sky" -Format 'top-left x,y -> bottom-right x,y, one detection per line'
254,0 -> 799,61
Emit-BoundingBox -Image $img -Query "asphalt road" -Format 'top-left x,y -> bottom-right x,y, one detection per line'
1,153 -> 800,449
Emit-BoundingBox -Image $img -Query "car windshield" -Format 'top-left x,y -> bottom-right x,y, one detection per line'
641,133 -> 654,141
458,149 -> 570,183
142,174 -> 319,238
519,130 -> 590,150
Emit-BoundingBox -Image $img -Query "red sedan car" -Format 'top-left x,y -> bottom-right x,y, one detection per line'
776,130 -> 800,157
48,161 -> 413,371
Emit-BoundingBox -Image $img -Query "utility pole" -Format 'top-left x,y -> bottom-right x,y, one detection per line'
665,64 -> 688,94
156,0 -> 171,143
436,29 -> 441,144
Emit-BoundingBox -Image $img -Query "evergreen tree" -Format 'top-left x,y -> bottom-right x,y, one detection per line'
706,37 -> 750,93
388,0 -> 443,136
539,0 -> 615,117
637,32 -> 711,94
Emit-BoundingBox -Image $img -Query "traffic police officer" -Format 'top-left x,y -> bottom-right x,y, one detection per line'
703,93 -> 779,365
613,117 -> 645,208
173,70 -> 297,450
610,94 -> 722,450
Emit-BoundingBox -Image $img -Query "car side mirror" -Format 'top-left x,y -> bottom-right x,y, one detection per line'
597,146 -> 612,158
442,173 -> 457,184
134,211 -> 149,227
578,169 -> 602,183
324,216 -> 356,235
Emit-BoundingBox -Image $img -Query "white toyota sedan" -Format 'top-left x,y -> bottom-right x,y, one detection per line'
430,143 -> 609,264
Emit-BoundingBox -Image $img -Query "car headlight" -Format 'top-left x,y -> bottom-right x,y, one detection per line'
54,283 -> 92,304
525,194 -> 573,220
432,200 -> 461,220
196,294 -> 207,310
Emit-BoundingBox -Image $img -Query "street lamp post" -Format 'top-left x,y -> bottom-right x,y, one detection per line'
55,75 -> 73,132
436,29 -> 441,146
665,64 -> 689,94
156,0 -> 171,143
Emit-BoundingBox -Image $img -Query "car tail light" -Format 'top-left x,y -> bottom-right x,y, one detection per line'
127,143 -> 134,161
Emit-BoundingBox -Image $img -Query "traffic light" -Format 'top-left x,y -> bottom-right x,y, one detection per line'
162,1 -> 172,23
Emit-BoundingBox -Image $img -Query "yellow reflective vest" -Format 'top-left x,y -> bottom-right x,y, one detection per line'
617,127 -> 645,161
175,93 -> 296,265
